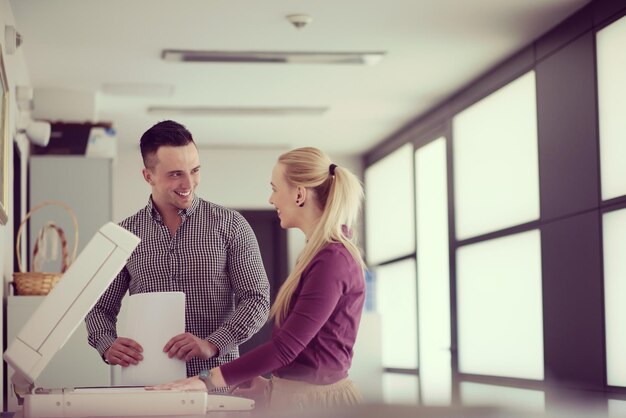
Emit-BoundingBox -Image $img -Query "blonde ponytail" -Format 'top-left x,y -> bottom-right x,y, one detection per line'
270,147 -> 365,324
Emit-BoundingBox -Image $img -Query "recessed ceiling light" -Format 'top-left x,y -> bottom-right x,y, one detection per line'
147,106 -> 329,116
161,50 -> 385,65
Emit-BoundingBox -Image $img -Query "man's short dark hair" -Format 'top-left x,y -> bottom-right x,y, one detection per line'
140,120 -> 195,169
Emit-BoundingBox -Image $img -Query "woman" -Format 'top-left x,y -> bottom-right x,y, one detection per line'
150,147 -> 366,410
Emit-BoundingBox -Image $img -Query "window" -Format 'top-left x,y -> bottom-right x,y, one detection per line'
365,144 -> 415,264
453,71 -> 540,240
415,138 -> 451,404
460,382 -> 545,412
597,15 -> 626,200
457,230 -> 544,380
375,258 -> 418,369
602,208 -> 626,386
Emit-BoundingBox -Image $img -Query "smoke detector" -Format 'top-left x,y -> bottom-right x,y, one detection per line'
286,14 -> 312,30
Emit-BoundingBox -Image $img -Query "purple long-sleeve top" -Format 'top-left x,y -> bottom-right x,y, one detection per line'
220,242 -> 365,386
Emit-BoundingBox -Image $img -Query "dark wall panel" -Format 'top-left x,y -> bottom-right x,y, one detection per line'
535,4 -> 592,61
593,0 -> 626,27
536,32 -> 599,221
237,210 -> 288,356
541,210 -> 605,390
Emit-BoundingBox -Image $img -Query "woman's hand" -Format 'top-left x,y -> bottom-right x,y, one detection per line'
146,376 -> 206,392
231,376 -> 271,407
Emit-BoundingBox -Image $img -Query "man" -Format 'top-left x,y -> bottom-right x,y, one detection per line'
86,120 -> 270,378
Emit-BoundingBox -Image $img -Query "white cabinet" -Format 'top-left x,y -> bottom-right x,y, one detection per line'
6,296 -> 112,412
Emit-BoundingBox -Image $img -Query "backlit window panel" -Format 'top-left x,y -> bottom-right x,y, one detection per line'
597,15 -> 626,200
382,373 -> 419,405
460,382 -> 545,412
375,258 -> 418,369
365,144 -> 415,264
415,138 -> 451,405
457,230 -> 544,380
602,208 -> 626,387
609,399 -> 626,418
453,71 -> 540,240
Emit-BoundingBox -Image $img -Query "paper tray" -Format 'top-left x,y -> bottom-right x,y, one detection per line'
23,387 -> 254,417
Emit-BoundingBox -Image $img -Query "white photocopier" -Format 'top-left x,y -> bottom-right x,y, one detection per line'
3,222 -> 254,417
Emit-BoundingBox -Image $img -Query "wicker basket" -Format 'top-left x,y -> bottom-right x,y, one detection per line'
13,200 -> 79,296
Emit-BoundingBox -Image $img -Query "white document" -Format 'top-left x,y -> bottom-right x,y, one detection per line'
120,292 -> 187,386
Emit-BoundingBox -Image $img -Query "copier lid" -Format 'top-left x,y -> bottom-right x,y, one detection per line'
3,222 -> 140,383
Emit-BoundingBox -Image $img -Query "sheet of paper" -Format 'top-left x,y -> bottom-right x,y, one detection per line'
120,291 -> 187,386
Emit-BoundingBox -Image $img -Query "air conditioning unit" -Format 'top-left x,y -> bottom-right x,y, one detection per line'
31,122 -> 117,158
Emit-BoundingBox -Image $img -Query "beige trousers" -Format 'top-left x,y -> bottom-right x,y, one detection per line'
269,375 -> 363,412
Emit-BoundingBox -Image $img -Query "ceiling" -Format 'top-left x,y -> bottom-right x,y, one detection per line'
10,0 -> 590,156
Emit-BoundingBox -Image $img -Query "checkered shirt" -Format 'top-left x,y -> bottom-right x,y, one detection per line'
85,195 -> 270,377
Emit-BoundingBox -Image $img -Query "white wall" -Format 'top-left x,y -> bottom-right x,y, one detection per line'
1,0 -> 34,410
1,0 -> 32,282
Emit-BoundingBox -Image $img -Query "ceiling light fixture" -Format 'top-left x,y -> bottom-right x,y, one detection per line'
162,50 -> 385,65
147,106 -> 329,117
102,83 -> 174,97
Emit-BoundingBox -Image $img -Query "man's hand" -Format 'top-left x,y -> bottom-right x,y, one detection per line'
163,333 -> 218,361
104,337 -> 143,367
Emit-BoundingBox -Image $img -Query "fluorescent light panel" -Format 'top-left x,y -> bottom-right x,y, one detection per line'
147,106 -> 328,116
162,50 -> 385,65
102,83 -> 174,97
